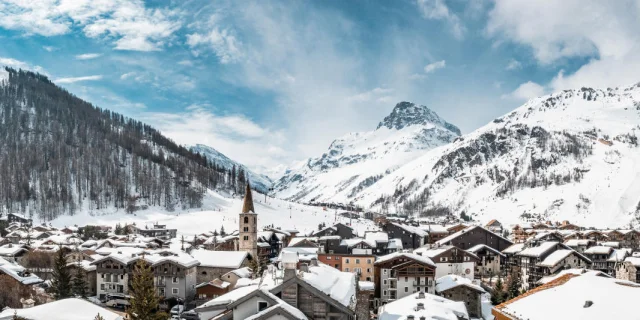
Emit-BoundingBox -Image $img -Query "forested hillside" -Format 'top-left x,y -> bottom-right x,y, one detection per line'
0,68 -> 248,221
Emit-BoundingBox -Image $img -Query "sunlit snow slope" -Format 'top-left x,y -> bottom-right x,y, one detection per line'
356,84 -> 640,228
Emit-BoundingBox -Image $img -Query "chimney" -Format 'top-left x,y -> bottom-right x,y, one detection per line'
284,268 -> 296,281
310,258 -> 318,267
407,316 -> 415,320
300,263 -> 309,273
415,302 -> 425,311
417,292 -> 425,299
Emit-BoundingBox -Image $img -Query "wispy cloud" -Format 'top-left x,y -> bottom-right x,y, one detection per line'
501,81 -> 545,101
424,60 -> 446,73
0,57 -> 46,74
42,46 -> 57,52
506,59 -> 521,70
0,0 -> 182,51
55,75 -> 103,84
186,28 -> 243,64
75,53 -> 102,60
416,0 -> 465,39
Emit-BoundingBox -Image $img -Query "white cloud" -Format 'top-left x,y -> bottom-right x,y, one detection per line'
75,53 -> 102,60
0,0 -> 182,51
416,0 -> 465,39
186,28 -> 243,64
140,105 -> 287,168
178,60 -> 194,66
120,72 -> 136,80
501,81 -> 546,101
487,1 -> 640,91
55,75 -> 103,84
42,46 -> 57,52
349,87 -> 394,103
424,60 -> 446,73
506,59 -> 521,70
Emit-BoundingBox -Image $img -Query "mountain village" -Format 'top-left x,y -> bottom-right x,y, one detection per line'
1,182 -> 639,320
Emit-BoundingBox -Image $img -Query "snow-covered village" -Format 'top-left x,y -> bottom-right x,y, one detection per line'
1,1 -> 640,320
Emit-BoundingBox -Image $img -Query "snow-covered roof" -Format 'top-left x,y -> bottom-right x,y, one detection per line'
435,275 -> 485,293
391,222 -> 428,237
196,278 -> 231,289
229,266 -> 252,278
197,285 -> 260,308
386,238 -> 403,250
0,257 -> 43,285
375,252 -> 436,268
466,244 -> 505,257
279,247 -> 318,261
583,245 -> 613,255
599,241 -> 620,248
288,237 -> 318,247
340,238 -> 375,248
497,273 -> 640,320
67,260 -> 96,272
436,225 -> 510,246
537,269 -> 610,285
502,243 -> 526,254
563,239 -> 592,247
0,244 -> 28,256
281,251 -> 300,264
537,249 -> 576,267
190,249 -> 248,269
413,246 -> 449,258
0,298 -> 122,320
378,292 -> 469,320
302,263 -> 357,309
517,242 -> 559,258
624,257 -> 640,267
607,248 -> 631,262
245,302 -> 308,320
144,251 -> 200,268
364,231 -> 389,243
420,224 -> 450,234
318,235 -> 341,240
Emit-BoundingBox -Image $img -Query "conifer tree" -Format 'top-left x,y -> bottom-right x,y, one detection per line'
94,314 -> 105,320
490,278 -> 505,305
505,268 -> 522,299
50,246 -> 71,299
72,266 -> 88,298
248,257 -> 261,279
127,259 -> 166,320
220,225 -> 226,237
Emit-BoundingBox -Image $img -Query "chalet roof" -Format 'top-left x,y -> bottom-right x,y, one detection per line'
435,225 -> 512,246
583,246 -> 614,255
390,222 -> 428,237
339,238 -> 375,248
414,245 -> 479,261
364,231 -> 389,244
563,239 -> 593,247
495,273 -> 640,320
467,244 -> 505,257
537,269 -> 611,285
287,237 -> 318,247
196,278 -> 231,289
537,250 -> 583,268
485,219 -> 501,227
375,252 -> 436,268
0,257 -> 43,285
196,285 -> 260,309
0,298 -> 121,320
378,292 -> 469,320
516,242 -> 559,258
624,257 -> 640,267
435,275 -> 485,294
607,249 -> 631,262
190,249 -> 248,269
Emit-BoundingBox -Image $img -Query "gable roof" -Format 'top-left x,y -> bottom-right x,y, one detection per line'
467,244 -> 506,257
190,249 -> 248,269
537,249 -> 588,268
375,252 -> 436,268
435,275 -> 485,294
436,225 -> 512,246
378,292 -> 469,320
516,242 -> 559,258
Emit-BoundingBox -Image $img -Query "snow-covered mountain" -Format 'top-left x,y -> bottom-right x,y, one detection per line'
190,144 -> 273,192
354,84 -> 640,228
272,101 -> 461,204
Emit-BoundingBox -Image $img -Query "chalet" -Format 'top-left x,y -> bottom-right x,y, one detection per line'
558,220 -> 580,231
616,257 -> 640,283
220,267 -> 252,289
383,222 -> 427,249
135,224 -> 177,240
0,256 -> 43,287
583,246 -> 614,273
436,225 -> 513,252
195,278 -> 231,306
287,237 -> 319,249
583,230 -> 608,241
312,223 -> 356,239
4,213 -> 32,226
516,242 -> 591,289
202,234 -> 239,251
467,244 -> 505,278
511,224 -> 533,243
364,231 -> 403,255
447,223 -> 468,234
501,243 -> 526,271
620,230 -> 640,249
258,229 -> 292,260
339,238 -> 376,255
525,231 -> 564,246
606,248 -> 631,277
422,224 -> 450,244
435,275 -> 485,319
374,252 -> 437,304
414,245 -> 478,280
317,235 -> 342,254
66,260 -> 97,296
563,239 -> 594,253
485,219 -> 503,234
605,230 -> 625,242
0,244 -> 29,263
190,249 -> 251,284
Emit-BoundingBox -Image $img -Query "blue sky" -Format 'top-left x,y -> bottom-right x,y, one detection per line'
1,0 -> 639,173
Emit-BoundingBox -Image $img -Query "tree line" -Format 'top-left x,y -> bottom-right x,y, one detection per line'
0,68 -> 248,222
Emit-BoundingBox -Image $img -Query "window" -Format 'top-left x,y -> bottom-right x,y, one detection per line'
100,284 -> 105,290
345,268 -> 350,272
120,275 -> 124,280
367,259 -> 372,264
258,301 -> 268,312
383,269 -> 387,275
202,271 -> 207,275
440,257 -> 448,262
345,258 -> 350,263
199,294 -> 207,299
383,280 -> 387,285
172,288 -> 179,295
105,274 -> 112,282
383,290 -> 387,296
464,256 -> 469,261
159,288 -> 165,296
327,256 -> 331,260
405,277 -> 408,282
356,259 -> 360,264
244,227 -> 249,232
244,236 -> 249,241
244,217 -> 249,224
172,277 -> 178,284
404,287 -> 408,292
335,264 -> 339,268
367,268 -> 371,273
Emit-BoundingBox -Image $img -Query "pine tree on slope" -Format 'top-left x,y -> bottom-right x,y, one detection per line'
71,266 -> 88,298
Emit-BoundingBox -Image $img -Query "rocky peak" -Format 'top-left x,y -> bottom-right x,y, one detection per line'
376,101 -> 461,135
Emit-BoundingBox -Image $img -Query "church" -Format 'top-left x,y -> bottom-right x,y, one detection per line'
239,183 -> 258,260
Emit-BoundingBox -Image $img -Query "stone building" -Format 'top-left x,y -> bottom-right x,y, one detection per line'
435,275 -> 485,319
239,183 -> 258,261
190,249 -> 251,284
616,257 -> 640,283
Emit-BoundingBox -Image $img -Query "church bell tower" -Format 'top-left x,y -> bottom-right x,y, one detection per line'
239,183 -> 258,260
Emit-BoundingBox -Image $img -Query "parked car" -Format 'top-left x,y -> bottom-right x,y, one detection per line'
170,304 -> 184,316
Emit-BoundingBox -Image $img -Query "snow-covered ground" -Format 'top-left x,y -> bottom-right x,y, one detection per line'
49,189 -> 379,237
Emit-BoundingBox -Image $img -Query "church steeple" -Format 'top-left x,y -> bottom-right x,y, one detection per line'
242,183 -> 255,213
